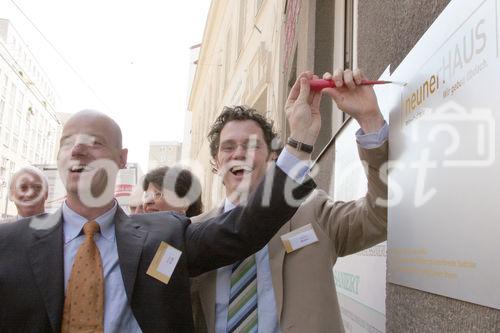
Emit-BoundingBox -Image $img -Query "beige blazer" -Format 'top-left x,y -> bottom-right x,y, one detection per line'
192,142 -> 388,333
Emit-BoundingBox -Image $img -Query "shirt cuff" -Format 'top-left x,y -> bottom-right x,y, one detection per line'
276,147 -> 311,183
356,121 -> 388,149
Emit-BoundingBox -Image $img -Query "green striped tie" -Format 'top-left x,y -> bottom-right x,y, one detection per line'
226,255 -> 258,333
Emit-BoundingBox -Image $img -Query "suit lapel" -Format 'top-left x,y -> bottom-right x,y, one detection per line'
192,206 -> 223,333
268,220 -> 291,322
28,209 -> 65,333
199,270 -> 218,333
114,207 -> 147,302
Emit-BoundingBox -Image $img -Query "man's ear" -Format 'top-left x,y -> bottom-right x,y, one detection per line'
270,151 -> 278,161
210,158 -> 219,174
119,148 -> 128,169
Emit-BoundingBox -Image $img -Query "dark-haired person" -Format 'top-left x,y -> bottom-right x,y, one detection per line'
0,87 -> 317,332
192,69 -> 388,333
142,166 -> 203,217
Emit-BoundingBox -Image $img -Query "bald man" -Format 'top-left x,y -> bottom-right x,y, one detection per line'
4,166 -> 49,222
0,105 -> 319,332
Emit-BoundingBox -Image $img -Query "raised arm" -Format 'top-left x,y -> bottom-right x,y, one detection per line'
317,68 -> 388,256
186,71 -> 324,276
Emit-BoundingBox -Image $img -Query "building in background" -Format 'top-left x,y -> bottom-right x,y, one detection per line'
148,141 -> 182,170
0,18 -> 61,218
181,43 -> 202,161
188,0 -> 284,207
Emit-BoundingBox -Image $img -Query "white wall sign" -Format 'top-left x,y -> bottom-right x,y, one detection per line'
387,0 -> 500,309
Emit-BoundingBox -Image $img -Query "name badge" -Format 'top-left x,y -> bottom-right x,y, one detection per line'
280,224 -> 319,253
146,241 -> 182,284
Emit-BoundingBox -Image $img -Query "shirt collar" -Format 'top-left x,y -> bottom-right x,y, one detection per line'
62,200 -> 118,244
223,198 -> 237,213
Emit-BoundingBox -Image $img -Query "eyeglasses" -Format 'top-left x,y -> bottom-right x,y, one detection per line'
142,191 -> 163,202
218,141 -> 263,154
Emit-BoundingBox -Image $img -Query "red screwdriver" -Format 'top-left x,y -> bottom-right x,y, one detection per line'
309,79 -> 406,91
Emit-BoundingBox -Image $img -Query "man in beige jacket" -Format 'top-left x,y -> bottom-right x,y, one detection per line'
192,69 -> 388,333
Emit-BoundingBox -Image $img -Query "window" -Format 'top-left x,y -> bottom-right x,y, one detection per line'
0,157 -> 7,178
237,1 -> 247,53
9,161 -> 15,176
9,83 -> 16,107
1,75 -> 7,97
0,99 -> 4,124
24,113 -> 31,138
37,133 -> 41,151
12,136 -> 18,153
22,140 -> 27,157
16,91 -> 24,111
344,0 -> 355,71
332,0 -> 355,123
14,112 -> 21,134
225,30 -> 232,86
255,0 -> 263,14
3,129 -> 10,147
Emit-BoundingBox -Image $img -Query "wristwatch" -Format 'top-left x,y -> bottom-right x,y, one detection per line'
286,138 -> 314,154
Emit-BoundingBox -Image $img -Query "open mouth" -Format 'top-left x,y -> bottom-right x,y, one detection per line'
69,164 -> 93,173
230,165 -> 253,177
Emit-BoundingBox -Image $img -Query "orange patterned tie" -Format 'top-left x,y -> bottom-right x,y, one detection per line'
61,220 -> 104,333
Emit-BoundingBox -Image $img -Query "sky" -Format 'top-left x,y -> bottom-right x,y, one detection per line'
0,0 -> 211,172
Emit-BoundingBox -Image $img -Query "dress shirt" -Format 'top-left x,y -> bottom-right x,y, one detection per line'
215,200 -> 281,333
62,201 -> 142,333
214,124 -> 389,333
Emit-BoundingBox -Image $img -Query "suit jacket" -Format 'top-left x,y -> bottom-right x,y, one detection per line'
0,216 -> 18,224
0,166 -> 315,333
192,142 -> 388,333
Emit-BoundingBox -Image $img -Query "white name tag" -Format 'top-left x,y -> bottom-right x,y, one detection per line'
280,224 -> 319,253
146,241 -> 182,284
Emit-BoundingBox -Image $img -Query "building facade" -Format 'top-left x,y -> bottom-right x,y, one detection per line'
188,0 -> 287,207
148,141 -> 182,170
0,19 -> 61,218
181,44 -> 202,161
188,0 -> 365,208
188,0 -> 499,331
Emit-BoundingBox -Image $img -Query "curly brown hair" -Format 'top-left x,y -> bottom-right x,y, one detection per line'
207,105 -> 279,172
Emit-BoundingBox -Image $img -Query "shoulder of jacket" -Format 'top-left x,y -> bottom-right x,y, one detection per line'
299,188 -> 329,208
190,207 -> 221,224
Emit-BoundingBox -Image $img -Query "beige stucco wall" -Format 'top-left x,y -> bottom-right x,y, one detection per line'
188,0 -> 287,208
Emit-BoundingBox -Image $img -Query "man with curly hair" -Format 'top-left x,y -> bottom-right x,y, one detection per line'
192,69 -> 388,333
